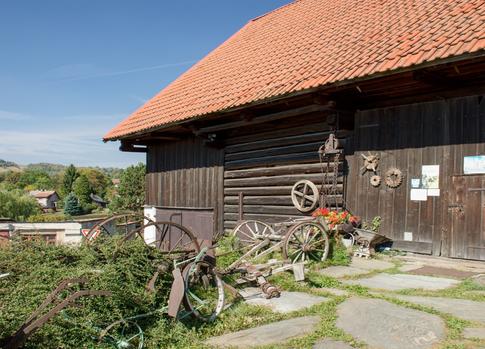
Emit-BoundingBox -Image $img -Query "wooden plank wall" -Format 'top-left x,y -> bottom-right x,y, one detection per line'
146,137 -> 224,233
346,94 -> 485,258
222,113 -> 345,230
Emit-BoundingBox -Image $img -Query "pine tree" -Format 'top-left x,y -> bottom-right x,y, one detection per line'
62,164 -> 79,196
64,192 -> 83,216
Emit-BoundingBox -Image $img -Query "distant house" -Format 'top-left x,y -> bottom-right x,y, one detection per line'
90,193 -> 107,208
29,190 -> 59,210
112,178 -> 120,188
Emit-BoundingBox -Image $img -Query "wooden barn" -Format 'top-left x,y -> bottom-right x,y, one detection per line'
104,0 -> 485,260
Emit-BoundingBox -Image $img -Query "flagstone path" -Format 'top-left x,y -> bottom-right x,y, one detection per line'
319,258 -> 394,278
336,298 -> 445,349
463,327 -> 485,340
206,256 -> 484,348
312,339 -> 354,349
343,273 -> 459,290
205,316 -> 320,348
385,294 -> 485,323
241,288 -> 328,313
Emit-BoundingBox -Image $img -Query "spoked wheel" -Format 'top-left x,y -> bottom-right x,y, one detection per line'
291,180 -> 319,213
283,222 -> 330,263
133,221 -> 201,258
100,320 -> 144,349
84,213 -> 144,244
232,220 -> 275,250
182,260 -> 225,322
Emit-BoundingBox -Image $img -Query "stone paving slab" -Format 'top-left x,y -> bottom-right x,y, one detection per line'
388,295 -> 485,323
313,338 -> 354,349
206,316 -> 320,348
463,327 -> 485,339
243,289 -> 328,313
319,266 -> 369,278
399,263 -> 424,272
336,297 -> 445,349
350,258 -> 394,271
320,259 -> 395,279
408,266 -> 479,279
473,274 -> 485,286
316,287 -> 350,296
343,273 -> 459,291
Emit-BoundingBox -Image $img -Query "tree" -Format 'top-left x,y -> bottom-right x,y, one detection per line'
63,192 -> 83,216
62,165 -> 79,196
110,163 -> 145,212
73,175 -> 92,205
0,189 -> 41,221
17,169 -> 53,190
79,168 -> 110,198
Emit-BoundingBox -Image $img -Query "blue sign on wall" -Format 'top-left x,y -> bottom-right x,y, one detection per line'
464,155 -> 485,174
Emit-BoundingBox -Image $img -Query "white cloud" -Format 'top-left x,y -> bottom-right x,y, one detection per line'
0,110 -> 31,121
0,114 -> 145,167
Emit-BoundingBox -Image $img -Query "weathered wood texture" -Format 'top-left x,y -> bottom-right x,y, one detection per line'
146,137 -> 224,233
346,94 -> 485,260
223,113 -> 346,230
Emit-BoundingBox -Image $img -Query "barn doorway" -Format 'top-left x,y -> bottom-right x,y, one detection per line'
449,175 -> 485,261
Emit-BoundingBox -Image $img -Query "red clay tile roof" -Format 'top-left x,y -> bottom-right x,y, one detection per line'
104,0 -> 485,140
29,190 -> 57,199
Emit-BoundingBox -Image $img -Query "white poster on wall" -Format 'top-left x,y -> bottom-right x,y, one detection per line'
410,188 -> 428,201
421,165 -> 439,189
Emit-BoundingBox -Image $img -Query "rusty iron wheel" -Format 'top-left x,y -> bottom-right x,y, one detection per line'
291,180 -> 319,212
182,260 -> 225,322
99,320 -> 144,349
283,222 -> 329,264
83,213 -> 146,244
129,221 -> 201,258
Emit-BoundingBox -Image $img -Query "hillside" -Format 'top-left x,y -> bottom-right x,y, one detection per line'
0,160 -> 22,173
0,159 -> 123,177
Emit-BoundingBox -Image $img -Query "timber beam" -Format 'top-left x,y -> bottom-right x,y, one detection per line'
194,103 -> 340,135
119,141 -> 148,153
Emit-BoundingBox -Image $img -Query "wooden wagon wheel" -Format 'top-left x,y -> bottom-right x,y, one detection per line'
99,320 -> 144,349
182,260 -> 225,322
83,213 -> 145,244
291,180 -> 319,213
232,220 -> 276,258
282,222 -> 330,264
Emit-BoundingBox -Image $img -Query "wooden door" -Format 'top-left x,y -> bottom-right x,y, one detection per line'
449,175 -> 485,260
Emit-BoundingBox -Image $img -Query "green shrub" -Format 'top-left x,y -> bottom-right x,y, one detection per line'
26,213 -> 70,223
0,238 -> 172,348
0,189 -> 41,221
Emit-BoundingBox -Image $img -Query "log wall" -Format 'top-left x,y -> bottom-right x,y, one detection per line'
222,113 -> 345,230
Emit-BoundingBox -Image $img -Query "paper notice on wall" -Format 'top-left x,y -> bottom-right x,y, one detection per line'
427,188 -> 440,197
410,188 -> 427,201
421,165 -> 439,189
411,178 -> 421,188
403,232 -> 413,241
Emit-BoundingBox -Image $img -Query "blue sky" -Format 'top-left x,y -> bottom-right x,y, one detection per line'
0,0 -> 289,168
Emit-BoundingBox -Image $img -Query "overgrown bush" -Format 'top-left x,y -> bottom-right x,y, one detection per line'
0,238 -> 173,348
26,213 -> 71,223
0,189 -> 41,221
